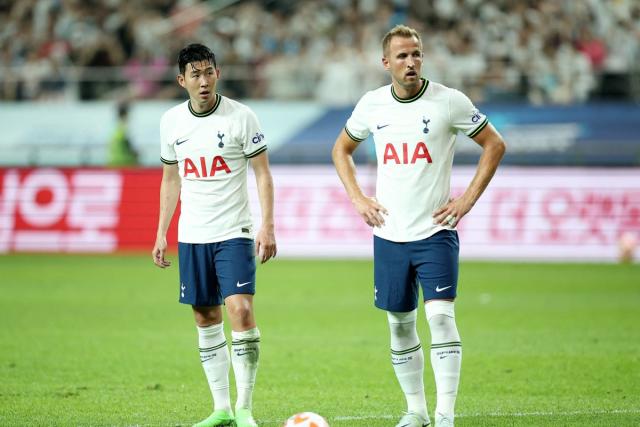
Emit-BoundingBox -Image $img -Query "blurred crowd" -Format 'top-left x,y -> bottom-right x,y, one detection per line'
1,0 -> 639,104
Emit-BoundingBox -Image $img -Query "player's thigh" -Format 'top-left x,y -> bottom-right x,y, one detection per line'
178,242 -> 223,306
214,238 -> 256,299
412,230 -> 459,301
374,236 -> 419,312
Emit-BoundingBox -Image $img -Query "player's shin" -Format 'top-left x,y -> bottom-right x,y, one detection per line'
425,300 -> 462,420
231,327 -> 260,412
388,310 -> 429,421
197,322 -> 232,413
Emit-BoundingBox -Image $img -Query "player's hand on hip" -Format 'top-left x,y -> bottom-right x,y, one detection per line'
433,196 -> 472,228
255,227 -> 277,264
152,236 -> 171,268
354,196 -> 388,227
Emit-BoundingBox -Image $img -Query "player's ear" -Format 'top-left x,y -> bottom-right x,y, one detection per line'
177,73 -> 186,88
215,68 -> 220,79
382,56 -> 390,70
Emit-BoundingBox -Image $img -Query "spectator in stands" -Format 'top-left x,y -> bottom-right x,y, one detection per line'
1,0 -> 638,104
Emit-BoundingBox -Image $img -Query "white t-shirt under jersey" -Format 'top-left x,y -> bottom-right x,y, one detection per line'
160,94 -> 267,243
345,78 -> 489,242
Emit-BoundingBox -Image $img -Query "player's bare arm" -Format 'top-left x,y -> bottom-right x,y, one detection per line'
434,124 -> 506,227
152,163 -> 181,268
250,151 -> 277,264
332,128 -> 388,227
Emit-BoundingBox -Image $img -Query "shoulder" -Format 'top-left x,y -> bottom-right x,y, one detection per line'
425,80 -> 460,102
365,84 -> 392,102
161,100 -> 189,124
425,80 -> 476,118
220,96 -> 255,117
355,84 -> 392,109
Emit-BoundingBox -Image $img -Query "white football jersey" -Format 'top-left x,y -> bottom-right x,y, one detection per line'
160,95 -> 267,243
345,79 -> 489,242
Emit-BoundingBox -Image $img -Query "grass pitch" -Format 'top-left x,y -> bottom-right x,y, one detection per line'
0,254 -> 639,426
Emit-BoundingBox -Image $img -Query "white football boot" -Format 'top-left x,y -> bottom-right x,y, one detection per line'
395,411 -> 430,427
434,412 -> 454,427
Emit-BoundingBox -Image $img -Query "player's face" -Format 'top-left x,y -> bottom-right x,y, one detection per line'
177,60 -> 220,109
382,36 -> 423,91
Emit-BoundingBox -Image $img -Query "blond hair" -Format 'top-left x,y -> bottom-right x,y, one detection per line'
382,25 -> 423,56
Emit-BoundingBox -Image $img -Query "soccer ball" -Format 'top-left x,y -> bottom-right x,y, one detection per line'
283,412 -> 330,427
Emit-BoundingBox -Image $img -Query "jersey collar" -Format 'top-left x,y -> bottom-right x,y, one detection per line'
391,78 -> 429,103
188,94 -> 221,117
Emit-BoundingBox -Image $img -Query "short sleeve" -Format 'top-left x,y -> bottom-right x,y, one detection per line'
160,112 -> 177,164
241,107 -> 267,159
449,89 -> 489,138
345,94 -> 371,142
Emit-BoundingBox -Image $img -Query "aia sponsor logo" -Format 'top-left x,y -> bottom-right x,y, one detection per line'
184,156 -> 231,178
383,142 -> 432,164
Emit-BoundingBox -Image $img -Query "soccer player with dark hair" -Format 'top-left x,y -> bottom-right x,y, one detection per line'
152,43 -> 276,427
332,25 -> 506,427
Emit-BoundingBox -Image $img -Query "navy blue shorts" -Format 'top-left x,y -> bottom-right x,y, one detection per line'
374,230 -> 459,312
178,238 -> 256,306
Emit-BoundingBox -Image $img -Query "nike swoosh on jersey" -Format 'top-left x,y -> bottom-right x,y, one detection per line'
236,281 -> 251,287
376,124 -> 390,129
435,285 -> 452,292
175,138 -> 189,145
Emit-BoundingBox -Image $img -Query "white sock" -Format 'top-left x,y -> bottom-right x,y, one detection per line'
231,327 -> 260,412
197,323 -> 231,412
388,310 -> 428,420
425,301 -> 462,418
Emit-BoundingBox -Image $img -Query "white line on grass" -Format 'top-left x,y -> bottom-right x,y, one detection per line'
332,408 -> 640,421
135,409 -> 640,426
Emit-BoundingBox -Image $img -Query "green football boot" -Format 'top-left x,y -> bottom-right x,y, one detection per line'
235,408 -> 258,427
192,409 -> 235,427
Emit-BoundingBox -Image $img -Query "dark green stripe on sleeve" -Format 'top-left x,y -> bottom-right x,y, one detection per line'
345,126 -> 365,142
245,145 -> 268,159
468,118 -> 489,138
161,157 -> 178,165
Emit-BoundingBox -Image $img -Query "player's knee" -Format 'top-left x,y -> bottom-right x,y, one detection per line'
227,303 -> 254,329
192,306 -> 222,326
387,310 -> 418,337
425,300 -> 459,342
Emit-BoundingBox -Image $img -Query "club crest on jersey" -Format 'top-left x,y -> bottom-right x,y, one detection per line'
184,156 -> 231,178
471,109 -> 482,123
217,131 -> 225,148
422,116 -> 430,134
383,142 -> 432,165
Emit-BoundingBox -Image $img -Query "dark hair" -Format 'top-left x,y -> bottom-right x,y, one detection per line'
178,43 -> 217,74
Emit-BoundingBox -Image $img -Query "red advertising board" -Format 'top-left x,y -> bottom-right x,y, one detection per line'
0,168 -> 177,253
1,166 -> 639,261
